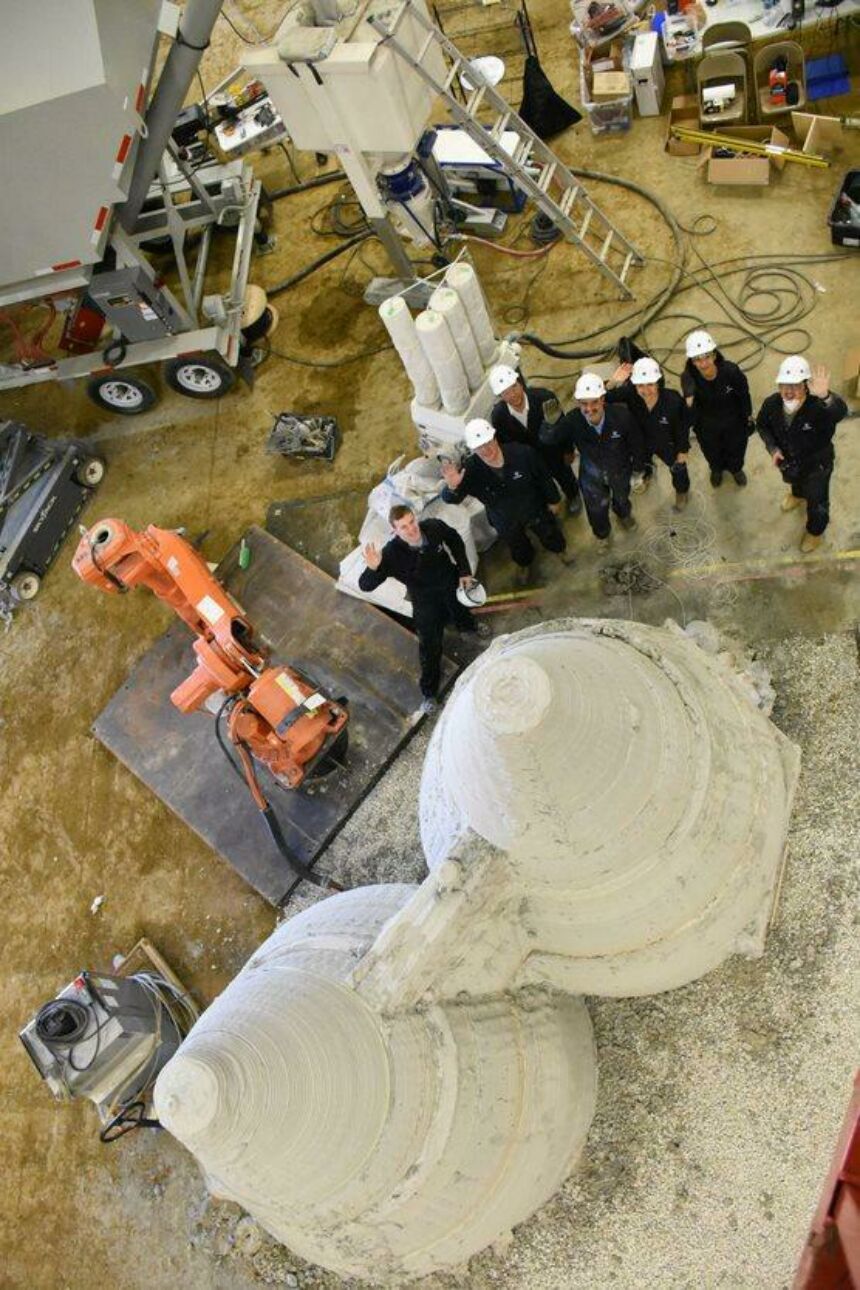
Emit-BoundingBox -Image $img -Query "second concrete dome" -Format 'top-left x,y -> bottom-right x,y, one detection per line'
420,618 -> 800,996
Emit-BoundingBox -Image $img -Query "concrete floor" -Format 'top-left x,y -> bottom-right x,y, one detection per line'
1,3 -> 858,1287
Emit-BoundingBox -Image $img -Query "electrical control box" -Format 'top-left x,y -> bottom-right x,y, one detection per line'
89,267 -> 185,342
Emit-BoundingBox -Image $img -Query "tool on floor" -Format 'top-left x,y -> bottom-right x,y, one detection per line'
0,420 -> 105,621
72,520 -> 349,889
266,412 -> 340,461
670,124 -> 829,167
18,939 -> 197,1143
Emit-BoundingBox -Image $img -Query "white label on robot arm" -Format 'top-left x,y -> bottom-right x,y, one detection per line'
275,672 -> 306,704
196,595 -> 225,626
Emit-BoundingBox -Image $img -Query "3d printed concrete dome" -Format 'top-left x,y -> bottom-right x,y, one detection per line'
155,883 -> 597,1282
155,617 -> 798,1282
420,618 -> 800,996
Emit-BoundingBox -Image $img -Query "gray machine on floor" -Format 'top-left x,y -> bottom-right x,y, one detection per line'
0,420 -> 105,617
19,969 -> 195,1140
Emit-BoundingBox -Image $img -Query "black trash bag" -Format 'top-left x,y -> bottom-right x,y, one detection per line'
519,54 -> 582,139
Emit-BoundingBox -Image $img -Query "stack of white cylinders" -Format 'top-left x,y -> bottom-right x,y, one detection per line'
429,286 -> 484,392
415,309 -> 470,415
444,262 -> 497,364
378,296 -> 441,408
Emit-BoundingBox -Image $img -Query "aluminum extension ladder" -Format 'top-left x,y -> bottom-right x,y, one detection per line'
369,0 -> 643,298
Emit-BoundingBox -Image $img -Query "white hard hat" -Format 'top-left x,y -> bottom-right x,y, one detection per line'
630,357 -> 662,385
685,330 -> 717,359
456,579 -> 488,608
575,372 -> 606,400
775,355 -> 811,384
464,417 -> 496,450
489,364 -> 519,396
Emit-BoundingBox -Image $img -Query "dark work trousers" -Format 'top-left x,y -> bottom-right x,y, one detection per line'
540,442 -> 580,503
789,461 -> 833,536
642,455 -> 691,494
579,462 -> 632,539
506,509 -> 566,567
695,418 -> 748,474
413,588 -> 476,699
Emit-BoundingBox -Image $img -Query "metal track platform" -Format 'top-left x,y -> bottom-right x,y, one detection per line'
92,526 -> 458,906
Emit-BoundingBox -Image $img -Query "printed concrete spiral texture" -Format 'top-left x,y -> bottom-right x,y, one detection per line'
155,883 -> 598,1282
420,618 -> 800,997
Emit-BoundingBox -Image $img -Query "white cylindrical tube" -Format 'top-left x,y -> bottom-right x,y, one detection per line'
415,309 -> 470,415
429,286 -> 484,392
378,296 -> 440,408
444,262 -> 496,364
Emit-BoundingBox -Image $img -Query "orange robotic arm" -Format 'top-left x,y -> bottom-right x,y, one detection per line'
72,520 -> 349,796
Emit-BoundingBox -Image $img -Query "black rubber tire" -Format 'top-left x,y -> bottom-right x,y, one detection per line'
86,373 -> 157,416
163,354 -> 236,400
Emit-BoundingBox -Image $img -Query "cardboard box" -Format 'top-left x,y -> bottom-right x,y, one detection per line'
698,125 -> 790,186
592,70 -> 631,98
842,345 -> 860,401
665,95 -> 701,156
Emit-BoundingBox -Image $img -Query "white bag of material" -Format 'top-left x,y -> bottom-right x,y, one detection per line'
429,286 -> 484,392
415,309 -> 470,416
444,261 -> 496,364
367,455 -> 447,521
378,296 -> 440,408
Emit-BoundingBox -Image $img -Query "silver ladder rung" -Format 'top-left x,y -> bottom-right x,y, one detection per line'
513,138 -> 532,166
443,59 -> 463,92
558,186 -> 580,218
578,208 -> 593,240
537,162 -> 556,193
620,251 -> 635,283
490,112 -> 510,140
600,230 -> 614,262
416,30 -> 437,64
466,85 -> 487,115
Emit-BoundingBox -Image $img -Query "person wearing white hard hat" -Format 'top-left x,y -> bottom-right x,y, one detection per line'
607,356 -> 692,511
681,330 -> 753,489
755,357 -> 847,554
359,504 -> 491,716
540,372 -> 643,547
441,419 -> 571,584
489,365 -> 582,517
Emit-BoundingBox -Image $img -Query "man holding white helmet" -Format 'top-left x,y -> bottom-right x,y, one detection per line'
608,356 -> 692,510
540,372 -> 643,546
755,356 -> 847,553
359,504 -> 490,715
441,418 -> 570,582
682,330 -> 752,488
489,364 -> 582,516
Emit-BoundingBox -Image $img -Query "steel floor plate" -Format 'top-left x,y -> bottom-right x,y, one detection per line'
93,526 -> 457,906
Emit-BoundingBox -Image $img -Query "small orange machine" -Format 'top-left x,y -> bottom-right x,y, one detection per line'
72,520 -> 349,886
